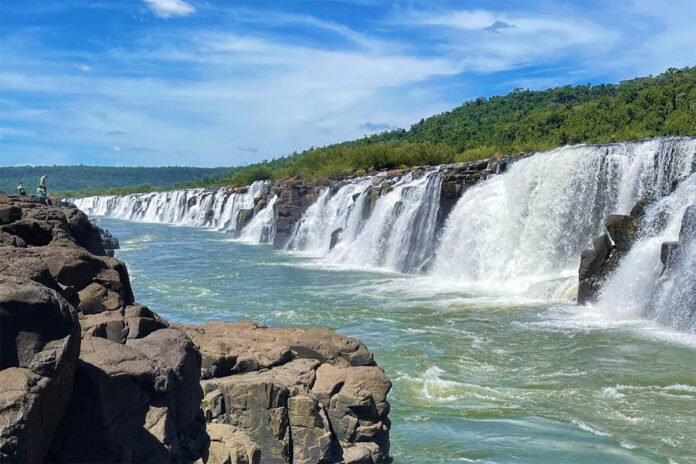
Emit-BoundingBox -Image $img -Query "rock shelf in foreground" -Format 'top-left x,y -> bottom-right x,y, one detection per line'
0,195 -> 392,464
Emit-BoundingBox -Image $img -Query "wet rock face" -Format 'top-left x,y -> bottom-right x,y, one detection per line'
98,226 -> 120,257
265,154 -> 529,250
577,209 -> 641,304
330,228 -> 343,250
272,178 -> 330,248
660,204 -> 696,272
176,321 -> 392,463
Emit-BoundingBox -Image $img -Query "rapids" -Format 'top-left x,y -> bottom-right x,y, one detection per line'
75,137 -> 696,332
74,137 -> 696,461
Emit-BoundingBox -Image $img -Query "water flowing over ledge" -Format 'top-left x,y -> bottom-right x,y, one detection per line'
74,137 -> 696,332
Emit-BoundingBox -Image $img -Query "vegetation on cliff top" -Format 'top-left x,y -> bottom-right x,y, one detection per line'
0,165 -> 234,197
48,66 -> 696,196
173,65 -> 696,189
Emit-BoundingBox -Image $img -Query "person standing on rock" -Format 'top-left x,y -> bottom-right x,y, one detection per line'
37,184 -> 50,205
17,181 -> 27,195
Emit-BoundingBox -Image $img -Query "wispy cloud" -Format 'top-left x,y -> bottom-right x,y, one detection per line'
74,63 -> 91,72
143,0 -> 195,19
0,1 -> 694,166
361,122 -> 395,131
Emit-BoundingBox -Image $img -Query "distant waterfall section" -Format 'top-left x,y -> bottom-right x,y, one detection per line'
74,181 -> 276,242
285,169 -> 444,273
74,137 -> 696,332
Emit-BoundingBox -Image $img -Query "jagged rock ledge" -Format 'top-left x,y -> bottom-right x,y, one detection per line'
0,195 -> 392,464
265,153 -> 527,248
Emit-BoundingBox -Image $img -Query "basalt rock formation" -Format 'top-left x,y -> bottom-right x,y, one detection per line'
176,321 -> 392,463
269,178 -> 331,248
0,195 -> 392,464
269,155 -> 526,250
577,209 -> 641,305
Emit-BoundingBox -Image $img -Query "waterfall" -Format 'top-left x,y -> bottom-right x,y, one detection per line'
72,137 -> 695,331
431,138 -> 696,297
286,169 -> 444,273
596,174 -> 696,332
237,196 -> 278,244
73,181 -> 271,240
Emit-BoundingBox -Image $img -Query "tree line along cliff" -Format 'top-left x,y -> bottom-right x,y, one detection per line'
28,65 -> 696,197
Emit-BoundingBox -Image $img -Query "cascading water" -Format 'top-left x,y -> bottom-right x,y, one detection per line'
596,174 -> 696,332
73,137 -> 695,332
237,196 -> 278,244
73,181 -> 271,240
431,137 -> 696,299
286,169 -> 444,273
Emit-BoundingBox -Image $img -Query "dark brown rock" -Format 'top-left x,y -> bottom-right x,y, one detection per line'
0,277 -> 80,463
606,214 -> 637,251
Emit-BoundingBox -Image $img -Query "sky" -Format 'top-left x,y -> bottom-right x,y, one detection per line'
1,0 -> 695,167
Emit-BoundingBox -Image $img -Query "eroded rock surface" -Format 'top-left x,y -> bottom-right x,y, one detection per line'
0,196 -> 204,463
0,195 -> 392,463
0,277 -> 80,463
178,321 -> 392,463
577,202 -> 650,304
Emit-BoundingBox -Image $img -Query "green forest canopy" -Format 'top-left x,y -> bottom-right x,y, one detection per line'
0,165 -> 234,196
188,65 -> 696,188
6,65 -> 696,197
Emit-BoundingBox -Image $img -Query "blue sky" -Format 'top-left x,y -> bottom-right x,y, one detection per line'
1,0 -> 695,167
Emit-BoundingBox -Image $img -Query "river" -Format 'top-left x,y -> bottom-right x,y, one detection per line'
95,216 -> 696,464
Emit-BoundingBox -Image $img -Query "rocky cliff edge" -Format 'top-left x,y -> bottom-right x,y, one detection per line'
0,194 -> 391,464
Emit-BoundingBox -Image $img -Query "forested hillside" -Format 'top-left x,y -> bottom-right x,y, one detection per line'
204,65 -> 696,187
0,165 -> 233,195
14,65 -> 696,197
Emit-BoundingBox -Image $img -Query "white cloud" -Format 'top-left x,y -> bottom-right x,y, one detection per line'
143,0 -> 195,19
1,2 -> 694,166
411,9 -> 496,30
75,63 -> 91,72
399,8 -> 618,73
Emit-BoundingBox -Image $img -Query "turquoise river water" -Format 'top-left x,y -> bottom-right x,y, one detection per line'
97,217 -> 696,464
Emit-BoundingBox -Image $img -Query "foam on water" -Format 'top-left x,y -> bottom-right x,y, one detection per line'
76,138 -> 696,336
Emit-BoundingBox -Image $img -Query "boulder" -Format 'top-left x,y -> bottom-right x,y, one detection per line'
190,320 -> 391,463
206,423 -> 261,464
0,277 -> 81,463
330,228 -> 343,250
50,329 -> 203,463
77,281 -> 123,314
630,200 -> 649,222
124,304 -> 169,339
606,214 -> 637,251
175,321 -> 375,380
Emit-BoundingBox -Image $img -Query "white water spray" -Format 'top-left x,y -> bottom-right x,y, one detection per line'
431,138 -> 695,298
286,169 -> 444,273
73,181 -> 271,241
